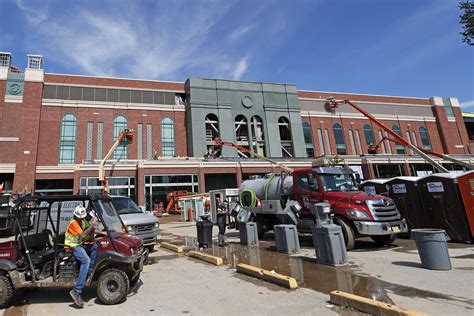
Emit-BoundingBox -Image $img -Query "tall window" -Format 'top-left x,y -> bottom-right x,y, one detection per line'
302,122 -> 315,158
205,114 -> 219,154
161,117 -> 175,157
59,114 -> 77,163
363,124 -> 374,145
278,117 -> 294,157
333,123 -> 347,155
113,115 -> 128,160
235,115 -> 250,153
419,126 -> 432,150
250,115 -> 265,156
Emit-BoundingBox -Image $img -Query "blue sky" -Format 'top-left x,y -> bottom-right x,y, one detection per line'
1,0 -> 473,110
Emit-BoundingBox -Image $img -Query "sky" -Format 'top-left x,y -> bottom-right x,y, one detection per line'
1,0 -> 473,110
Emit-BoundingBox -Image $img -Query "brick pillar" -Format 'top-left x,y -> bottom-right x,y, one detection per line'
236,163 -> 243,187
73,168 -> 81,194
198,166 -> 206,193
137,163 -> 145,207
13,69 -> 44,193
403,162 -> 412,176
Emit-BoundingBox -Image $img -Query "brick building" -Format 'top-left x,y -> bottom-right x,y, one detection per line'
0,53 -> 472,210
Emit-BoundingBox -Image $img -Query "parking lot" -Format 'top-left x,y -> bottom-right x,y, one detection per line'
2,220 -> 473,316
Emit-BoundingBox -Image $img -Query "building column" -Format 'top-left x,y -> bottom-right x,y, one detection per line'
137,163 -> 145,207
403,161 -> 412,176
73,168 -> 81,194
13,68 -> 44,193
236,164 -> 243,187
198,165 -> 206,193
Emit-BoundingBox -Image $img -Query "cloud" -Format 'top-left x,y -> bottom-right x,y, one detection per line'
228,24 -> 256,42
15,0 -> 50,25
13,0 -> 258,81
232,56 -> 249,80
461,100 -> 474,112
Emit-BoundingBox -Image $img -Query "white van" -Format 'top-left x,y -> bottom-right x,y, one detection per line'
37,196 -> 159,251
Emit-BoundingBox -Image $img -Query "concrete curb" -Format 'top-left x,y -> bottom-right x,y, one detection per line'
330,290 -> 428,316
236,263 -> 298,289
160,242 -> 184,253
188,251 -> 224,266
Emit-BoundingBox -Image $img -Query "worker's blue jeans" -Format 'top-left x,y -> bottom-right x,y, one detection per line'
71,243 -> 98,294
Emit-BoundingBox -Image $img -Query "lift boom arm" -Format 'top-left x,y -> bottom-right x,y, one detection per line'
99,129 -> 134,193
325,98 -> 474,172
209,137 -> 294,173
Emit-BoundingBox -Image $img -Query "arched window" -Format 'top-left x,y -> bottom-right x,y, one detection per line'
113,115 -> 128,160
161,117 -> 175,157
363,124 -> 374,145
250,115 -> 265,156
303,122 -> 315,158
59,113 -> 77,163
392,125 -> 406,154
205,114 -> 219,154
333,123 -> 347,155
419,126 -> 432,150
235,115 -> 250,153
278,117 -> 294,157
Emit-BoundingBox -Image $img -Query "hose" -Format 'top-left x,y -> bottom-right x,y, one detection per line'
240,189 -> 258,207
264,173 -> 276,200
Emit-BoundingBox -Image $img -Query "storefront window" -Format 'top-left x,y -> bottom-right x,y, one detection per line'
79,177 -> 135,200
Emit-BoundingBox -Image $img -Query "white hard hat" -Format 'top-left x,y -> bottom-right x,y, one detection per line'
74,206 -> 87,219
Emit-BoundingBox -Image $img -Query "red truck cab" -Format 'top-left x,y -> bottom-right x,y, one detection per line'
292,167 -> 408,250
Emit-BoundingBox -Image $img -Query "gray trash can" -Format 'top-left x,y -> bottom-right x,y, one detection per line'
274,224 -> 300,253
239,222 -> 259,246
411,229 -> 452,270
311,223 -> 347,266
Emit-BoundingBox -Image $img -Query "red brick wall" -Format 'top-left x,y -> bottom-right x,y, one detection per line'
13,81 -> 44,193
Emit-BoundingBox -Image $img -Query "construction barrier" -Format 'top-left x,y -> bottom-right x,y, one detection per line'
236,263 -> 298,289
188,251 -> 223,266
329,290 -> 428,316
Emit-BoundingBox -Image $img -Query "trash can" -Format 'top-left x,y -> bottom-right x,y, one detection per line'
239,222 -> 259,246
411,229 -> 451,270
311,223 -> 347,266
274,224 -> 300,253
196,215 -> 213,248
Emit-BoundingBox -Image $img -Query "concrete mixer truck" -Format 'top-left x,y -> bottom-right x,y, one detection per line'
239,167 -> 408,250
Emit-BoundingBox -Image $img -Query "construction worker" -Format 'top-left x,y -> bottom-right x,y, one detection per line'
216,199 -> 228,247
65,206 -> 100,308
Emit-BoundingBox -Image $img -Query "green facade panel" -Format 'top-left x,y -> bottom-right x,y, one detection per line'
186,78 -> 305,158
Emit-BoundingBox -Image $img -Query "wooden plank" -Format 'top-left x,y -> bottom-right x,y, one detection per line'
236,263 -> 298,289
160,242 -> 184,253
188,251 -> 223,266
330,290 -> 428,316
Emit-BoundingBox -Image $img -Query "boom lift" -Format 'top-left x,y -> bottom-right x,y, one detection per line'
324,98 -> 474,173
99,129 -> 134,193
207,137 -> 294,173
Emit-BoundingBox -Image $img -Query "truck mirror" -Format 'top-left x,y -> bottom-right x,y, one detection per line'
307,173 -> 315,189
355,173 -> 361,184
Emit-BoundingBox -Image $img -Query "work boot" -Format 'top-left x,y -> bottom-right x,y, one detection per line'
218,234 -> 225,247
69,290 -> 84,308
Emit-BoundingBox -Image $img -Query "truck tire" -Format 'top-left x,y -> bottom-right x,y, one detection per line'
371,234 -> 397,246
334,217 -> 355,251
0,275 -> 14,309
97,269 -> 130,305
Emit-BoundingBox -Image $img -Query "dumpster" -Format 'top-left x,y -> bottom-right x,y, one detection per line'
386,176 -> 426,231
411,229 -> 451,270
359,179 -> 390,196
418,172 -> 472,242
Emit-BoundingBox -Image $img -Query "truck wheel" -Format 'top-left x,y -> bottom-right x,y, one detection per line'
371,234 -> 397,246
97,269 -> 130,305
0,275 -> 14,309
130,273 -> 140,287
334,218 -> 355,251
